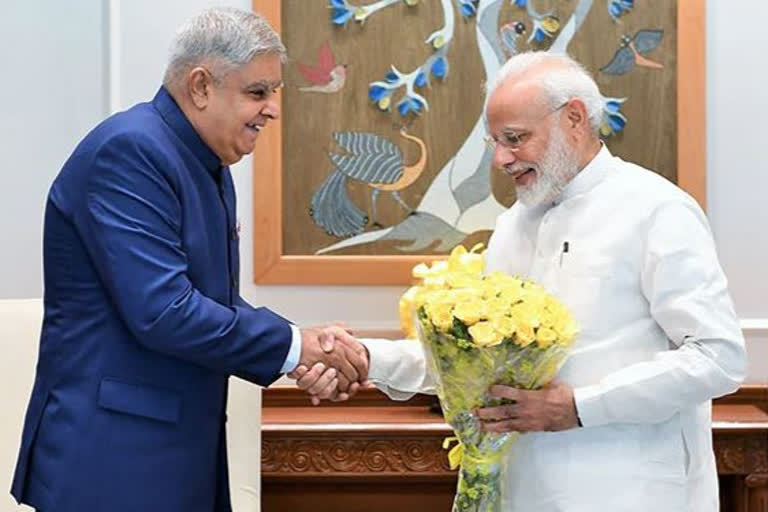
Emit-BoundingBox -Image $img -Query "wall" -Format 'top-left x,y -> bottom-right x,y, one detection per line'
0,0 -> 106,298
706,0 -> 768,381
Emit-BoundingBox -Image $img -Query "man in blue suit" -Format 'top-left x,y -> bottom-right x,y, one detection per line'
11,7 -> 367,511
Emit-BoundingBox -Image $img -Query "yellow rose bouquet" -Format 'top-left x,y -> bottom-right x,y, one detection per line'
400,245 -> 578,512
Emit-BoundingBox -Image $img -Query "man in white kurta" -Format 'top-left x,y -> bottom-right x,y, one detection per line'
293,52 -> 747,511
361,142 -> 746,510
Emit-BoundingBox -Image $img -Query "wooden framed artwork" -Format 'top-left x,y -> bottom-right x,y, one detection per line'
252,0 -> 705,285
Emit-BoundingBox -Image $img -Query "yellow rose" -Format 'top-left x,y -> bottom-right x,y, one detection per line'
431,310 -> 454,331
398,286 -> 420,339
412,263 -> 431,279
447,246 -> 468,272
450,288 -> 484,302
425,300 -> 454,331
491,314 -> 517,338
446,272 -> 479,289
539,308 -> 555,328
423,275 -> 447,288
544,296 -> 565,313
485,296 -> 511,313
515,322 -> 535,346
497,279 -> 524,302
408,248 -> 579,350
536,326 -> 558,348
447,244 -> 485,275
468,320 -> 502,347
486,271 -> 518,285
421,289 -> 450,305
479,282 -> 499,300
458,252 -> 484,275
453,300 -> 486,326
425,298 -> 452,316
511,303 -> 540,329
521,291 -> 546,310
555,318 -> 579,343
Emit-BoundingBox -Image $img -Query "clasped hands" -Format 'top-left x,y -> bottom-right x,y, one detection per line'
291,325 -> 370,405
292,339 -> 579,432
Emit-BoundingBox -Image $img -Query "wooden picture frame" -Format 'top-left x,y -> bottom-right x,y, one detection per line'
252,0 -> 705,285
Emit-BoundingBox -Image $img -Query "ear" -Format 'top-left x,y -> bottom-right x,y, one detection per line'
188,67 -> 213,109
563,99 -> 589,138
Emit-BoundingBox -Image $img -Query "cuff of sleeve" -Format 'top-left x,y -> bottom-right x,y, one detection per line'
359,338 -> 424,401
359,338 -> 396,383
279,325 -> 302,374
572,384 -> 610,428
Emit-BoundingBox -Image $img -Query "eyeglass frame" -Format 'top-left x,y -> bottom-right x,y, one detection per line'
484,100 -> 570,152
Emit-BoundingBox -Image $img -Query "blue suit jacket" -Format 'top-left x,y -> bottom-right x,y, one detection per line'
11,87 -> 292,511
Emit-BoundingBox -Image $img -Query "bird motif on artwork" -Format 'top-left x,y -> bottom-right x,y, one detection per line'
499,20 -> 526,58
309,130 -> 428,238
601,29 -> 664,75
296,41 -> 347,93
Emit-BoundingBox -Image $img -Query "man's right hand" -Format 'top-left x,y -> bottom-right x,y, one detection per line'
298,325 -> 368,393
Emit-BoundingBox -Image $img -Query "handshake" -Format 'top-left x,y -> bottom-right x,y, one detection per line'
293,325 -> 370,405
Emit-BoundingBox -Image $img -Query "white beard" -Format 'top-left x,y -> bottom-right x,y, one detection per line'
514,127 -> 580,207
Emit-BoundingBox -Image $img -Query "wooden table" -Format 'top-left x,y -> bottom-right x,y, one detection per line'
713,389 -> 768,512
262,387 -> 768,512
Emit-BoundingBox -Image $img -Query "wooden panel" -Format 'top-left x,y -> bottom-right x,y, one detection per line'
263,385 -> 768,511
262,481 -> 455,512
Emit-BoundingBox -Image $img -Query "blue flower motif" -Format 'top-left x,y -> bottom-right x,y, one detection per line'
368,85 -> 389,102
431,57 -> 448,79
397,97 -> 422,116
600,97 -> 628,136
329,0 -> 346,7
608,0 -> 634,20
331,7 -> 353,25
513,0 -> 527,7
385,71 -> 399,84
607,114 -> 625,132
533,28 -> 545,43
415,71 -> 427,88
605,100 -> 622,113
455,0 -> 477,18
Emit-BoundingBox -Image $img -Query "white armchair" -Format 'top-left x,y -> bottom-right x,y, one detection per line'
0,299 -> 41,512
0,299 -> 262,511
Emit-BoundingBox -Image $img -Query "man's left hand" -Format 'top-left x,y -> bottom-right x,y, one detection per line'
476,380 -> 580,433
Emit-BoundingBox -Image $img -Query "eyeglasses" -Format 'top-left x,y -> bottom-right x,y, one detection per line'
484,101 -> 570,152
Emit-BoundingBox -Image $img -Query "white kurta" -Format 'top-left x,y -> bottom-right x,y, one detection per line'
361,146 -> 747,511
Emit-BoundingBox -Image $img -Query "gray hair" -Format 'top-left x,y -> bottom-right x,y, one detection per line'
163,7 -> 287,87
487,52 -> 604,134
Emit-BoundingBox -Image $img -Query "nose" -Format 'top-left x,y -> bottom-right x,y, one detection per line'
492,144 -> 517,170
262,97 -> 280,120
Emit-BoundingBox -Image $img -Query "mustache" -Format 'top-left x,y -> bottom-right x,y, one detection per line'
502,162 -> 537,177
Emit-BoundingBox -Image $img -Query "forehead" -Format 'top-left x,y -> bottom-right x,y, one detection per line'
486,79 -> 544,128
228,53 -> 282,87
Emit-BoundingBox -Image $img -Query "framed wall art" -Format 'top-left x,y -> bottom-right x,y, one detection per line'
252,0 -> 705,284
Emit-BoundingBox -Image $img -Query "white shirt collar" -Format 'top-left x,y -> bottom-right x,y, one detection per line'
553,143 -> 615,205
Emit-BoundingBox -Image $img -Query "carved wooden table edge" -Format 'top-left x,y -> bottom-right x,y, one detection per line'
263,384 -> 767,510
